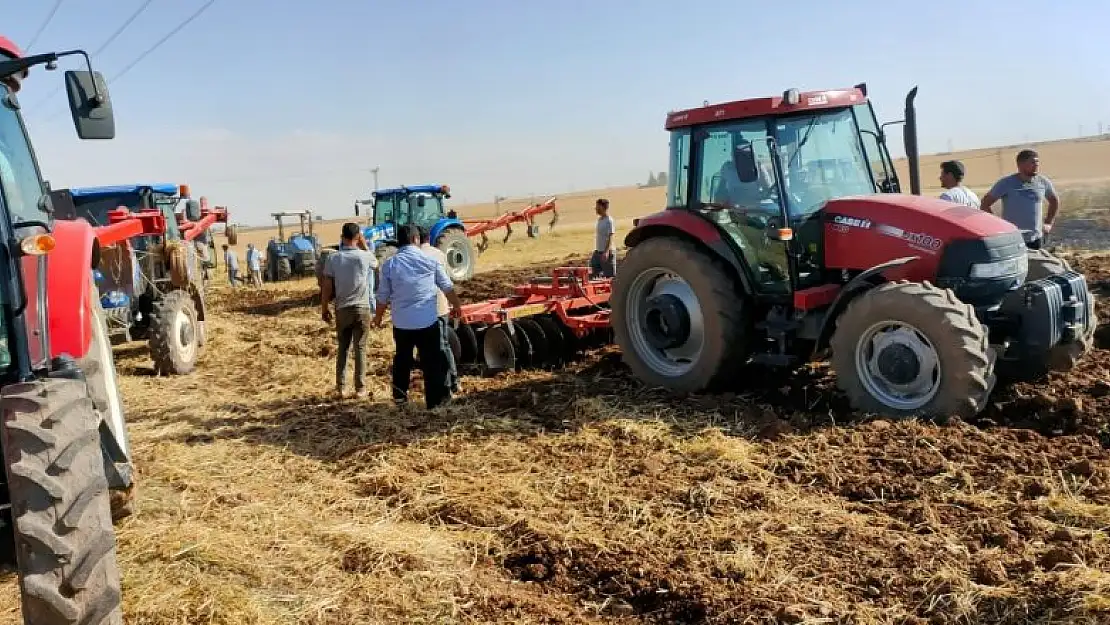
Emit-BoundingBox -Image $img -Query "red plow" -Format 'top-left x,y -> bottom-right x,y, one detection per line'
463,196 -> 559,252
449,266 -> 612,372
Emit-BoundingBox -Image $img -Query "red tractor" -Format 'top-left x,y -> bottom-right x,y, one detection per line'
611,85 -> 1095,419
0,39 -> 132,623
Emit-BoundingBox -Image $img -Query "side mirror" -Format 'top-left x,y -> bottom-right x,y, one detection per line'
733,143 -> 759,183
416,196 -> 426,208
354,202 -> 360,217
64,70 -> 114,140
185,199 -> 202,222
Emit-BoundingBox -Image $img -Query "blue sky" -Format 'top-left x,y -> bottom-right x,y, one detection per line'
9,0 -> 1109,225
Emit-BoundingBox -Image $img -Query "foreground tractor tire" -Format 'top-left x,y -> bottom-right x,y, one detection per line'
1023,249 -> 1097,374
79,282 -> 134,522
1,377 -> 124,625
149,290 -> 201,376
611,237 -> 751,392
831,281 -> 994,420
437,229 -> 476,283
276,257 -> 293,282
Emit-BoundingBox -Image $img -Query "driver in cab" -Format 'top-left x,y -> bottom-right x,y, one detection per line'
712,143 -> 776,211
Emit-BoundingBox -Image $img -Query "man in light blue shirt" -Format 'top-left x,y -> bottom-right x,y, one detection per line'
245,243 -> 263,287
980,149 -> 1059,249
374,224 -> 463,409
222,244 -> 240,287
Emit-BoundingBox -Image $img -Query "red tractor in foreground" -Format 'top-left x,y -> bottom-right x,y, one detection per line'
610,85 -> 1095,419
0,39 -> 131,624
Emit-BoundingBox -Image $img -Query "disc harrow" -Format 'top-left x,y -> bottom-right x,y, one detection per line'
450,266 -> 612,373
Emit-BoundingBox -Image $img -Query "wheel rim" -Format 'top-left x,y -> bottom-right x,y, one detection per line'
445,239 -> 469,278
173,308 -> 198,364
625,268 -> 705,377
854,320 -> 941,411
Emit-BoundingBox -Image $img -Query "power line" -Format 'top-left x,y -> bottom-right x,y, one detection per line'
25,0 -> 67,52
27,0 -> 158,111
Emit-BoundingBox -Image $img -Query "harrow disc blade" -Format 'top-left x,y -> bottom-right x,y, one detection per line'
547,314 -> 580,363
446,324 -> 462,364
482,325 -> 517,372
456,323 -> 479,365
534,315 -> 566,368
512,322 -> 535,370
516,318 -> 549,368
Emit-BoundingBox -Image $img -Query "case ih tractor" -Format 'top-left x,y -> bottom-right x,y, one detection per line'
47,183 -> 231,375
608,85 -> 1095,419
0,38 -> 132,624
266,209 -> 319,281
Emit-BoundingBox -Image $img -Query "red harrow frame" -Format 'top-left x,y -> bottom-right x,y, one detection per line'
462,197 -> 560,252
449,266 -> 612,372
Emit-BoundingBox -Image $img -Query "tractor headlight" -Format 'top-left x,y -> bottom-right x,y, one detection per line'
969,254 -> 1028,279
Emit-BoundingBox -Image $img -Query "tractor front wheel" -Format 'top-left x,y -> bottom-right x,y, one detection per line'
830,281 -> 994,420
149,290 -> 201,375
437,229 -> 476,282
0,377 -> 124,625
611,237 -> 751,392
276,257 -> 292,282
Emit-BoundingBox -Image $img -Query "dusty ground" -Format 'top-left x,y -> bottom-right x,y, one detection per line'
2,237 -> 1109,624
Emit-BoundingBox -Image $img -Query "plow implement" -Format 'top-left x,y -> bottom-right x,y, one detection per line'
448,266 -> 612,372
464,197 -> 559,253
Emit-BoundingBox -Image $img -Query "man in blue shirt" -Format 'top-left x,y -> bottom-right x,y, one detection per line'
980,149 -> 1060,249
222,244 -> 240,287
373,224 -> 463,409
321,223 -> 379,398
245,243 -> 263,287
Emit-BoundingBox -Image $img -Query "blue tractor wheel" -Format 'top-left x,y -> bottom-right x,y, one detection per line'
437,228 -> 476,282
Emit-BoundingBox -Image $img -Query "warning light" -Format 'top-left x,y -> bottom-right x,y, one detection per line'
19,233 -> 55,256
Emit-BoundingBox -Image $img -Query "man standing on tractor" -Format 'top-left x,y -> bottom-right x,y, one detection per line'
373,224 -> 464,409
591,198 -> 617,278
246,243 -> 263,287
417,225 -> 459,394
223,243 -> 241,287
980,149 -> 1060,249
321,223 -> 379,398
938,160 -> 980,207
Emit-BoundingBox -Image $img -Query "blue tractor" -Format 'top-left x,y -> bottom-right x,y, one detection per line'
354,184 -> 477,282
266,210 -> 320,281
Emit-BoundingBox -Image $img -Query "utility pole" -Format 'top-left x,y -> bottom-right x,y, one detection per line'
370,166 -> 380,191
494,195 -> 507,216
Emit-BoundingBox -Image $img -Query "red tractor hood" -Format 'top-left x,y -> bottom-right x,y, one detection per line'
821,194 -> 1020,275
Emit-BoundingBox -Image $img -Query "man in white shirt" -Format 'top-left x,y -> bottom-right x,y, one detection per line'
418,226 -> 458,393
938,160 -> 980,208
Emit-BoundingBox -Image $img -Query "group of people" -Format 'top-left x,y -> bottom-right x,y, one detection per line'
222,242 -> 264,287
937,148 -> 1060,249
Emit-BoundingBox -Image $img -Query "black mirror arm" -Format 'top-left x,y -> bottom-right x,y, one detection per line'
0,49 -> 102,103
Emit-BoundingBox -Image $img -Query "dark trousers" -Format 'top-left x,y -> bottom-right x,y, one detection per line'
336,306 -> 372,391
438,315 -> 458,392
392,322 -> 450,409
1026,238 -> 1043,250
590,250 -> 617,278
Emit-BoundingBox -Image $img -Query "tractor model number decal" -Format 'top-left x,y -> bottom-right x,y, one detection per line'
876,224 -> 943,253
807,94 -> 829,106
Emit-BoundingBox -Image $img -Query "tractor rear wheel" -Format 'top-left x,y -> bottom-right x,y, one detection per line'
78,280 -> 134,522
830,281 -> 994,420
149,290 -> 201,376
1022,248 -> 1097,374
437,229 -> 476,282
611,237 -> 751,392
1,376 -> 124,625
276,257 -> 292,282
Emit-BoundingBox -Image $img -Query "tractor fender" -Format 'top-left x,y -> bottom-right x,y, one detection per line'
430,218 -> 466,244
625,210 -> 756,295
47,218 -> 100,361
811,255 -> 920,357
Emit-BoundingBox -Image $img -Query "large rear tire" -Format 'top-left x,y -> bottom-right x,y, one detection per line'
436,229 -> 476,283
830,281 -> 994,420
149,290 -> 201,376
78,280 -> 134,522
1,377 -> 124,625
611,237 -> 751,392
276,257 -> 292,282
1023,249 -> 1096,374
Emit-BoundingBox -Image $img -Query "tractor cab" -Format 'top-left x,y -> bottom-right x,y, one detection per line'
664,86 -> 904,296
53,182 -> 193,246
366,184 -> 453,236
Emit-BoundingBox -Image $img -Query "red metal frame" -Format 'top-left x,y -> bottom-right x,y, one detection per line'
462,197 -> 558,241
458,266 -> 611,336
179,205 -> 230,241
665,87 -> 867,130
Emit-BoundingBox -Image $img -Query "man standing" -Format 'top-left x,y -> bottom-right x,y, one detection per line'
321,223 -> 379,398
245,243 -> 263,287
417,226 -> 459,394
373,224 -> 463,410
590,198 -> 616,278
980,149 -> 1059,249
937,160 -> 980,208
223,244 -> 240,287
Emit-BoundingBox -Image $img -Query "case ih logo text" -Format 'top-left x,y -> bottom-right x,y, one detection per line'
833,215 -> 871,229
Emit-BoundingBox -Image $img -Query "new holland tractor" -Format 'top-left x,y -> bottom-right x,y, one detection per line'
48,183 -> 232,376
607,84 -> 1096,419
0,37 -> 133,624
266,209 -> 319,281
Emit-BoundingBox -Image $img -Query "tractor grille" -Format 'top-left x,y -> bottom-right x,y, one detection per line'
936,231 -> 1028,306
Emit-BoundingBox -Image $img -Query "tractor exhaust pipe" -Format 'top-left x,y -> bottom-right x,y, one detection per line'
903,86 -> 921,196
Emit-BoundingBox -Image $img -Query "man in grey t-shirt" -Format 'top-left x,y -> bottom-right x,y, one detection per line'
321,222 -> 379,397
980,149 -> 1059,249
590,198 -> 616,278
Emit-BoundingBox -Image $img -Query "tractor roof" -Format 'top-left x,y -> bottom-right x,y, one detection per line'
69,183 -> 180,198
665,87 -> 868,130
372,184 -> 449,197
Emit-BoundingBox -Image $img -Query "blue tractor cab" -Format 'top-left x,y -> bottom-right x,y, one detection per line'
354,184 -> 476,282
267,210 -> 319,281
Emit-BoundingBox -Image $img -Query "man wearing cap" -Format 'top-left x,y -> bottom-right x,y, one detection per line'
980,149 -> 1060,249
937,160 -> 979,208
